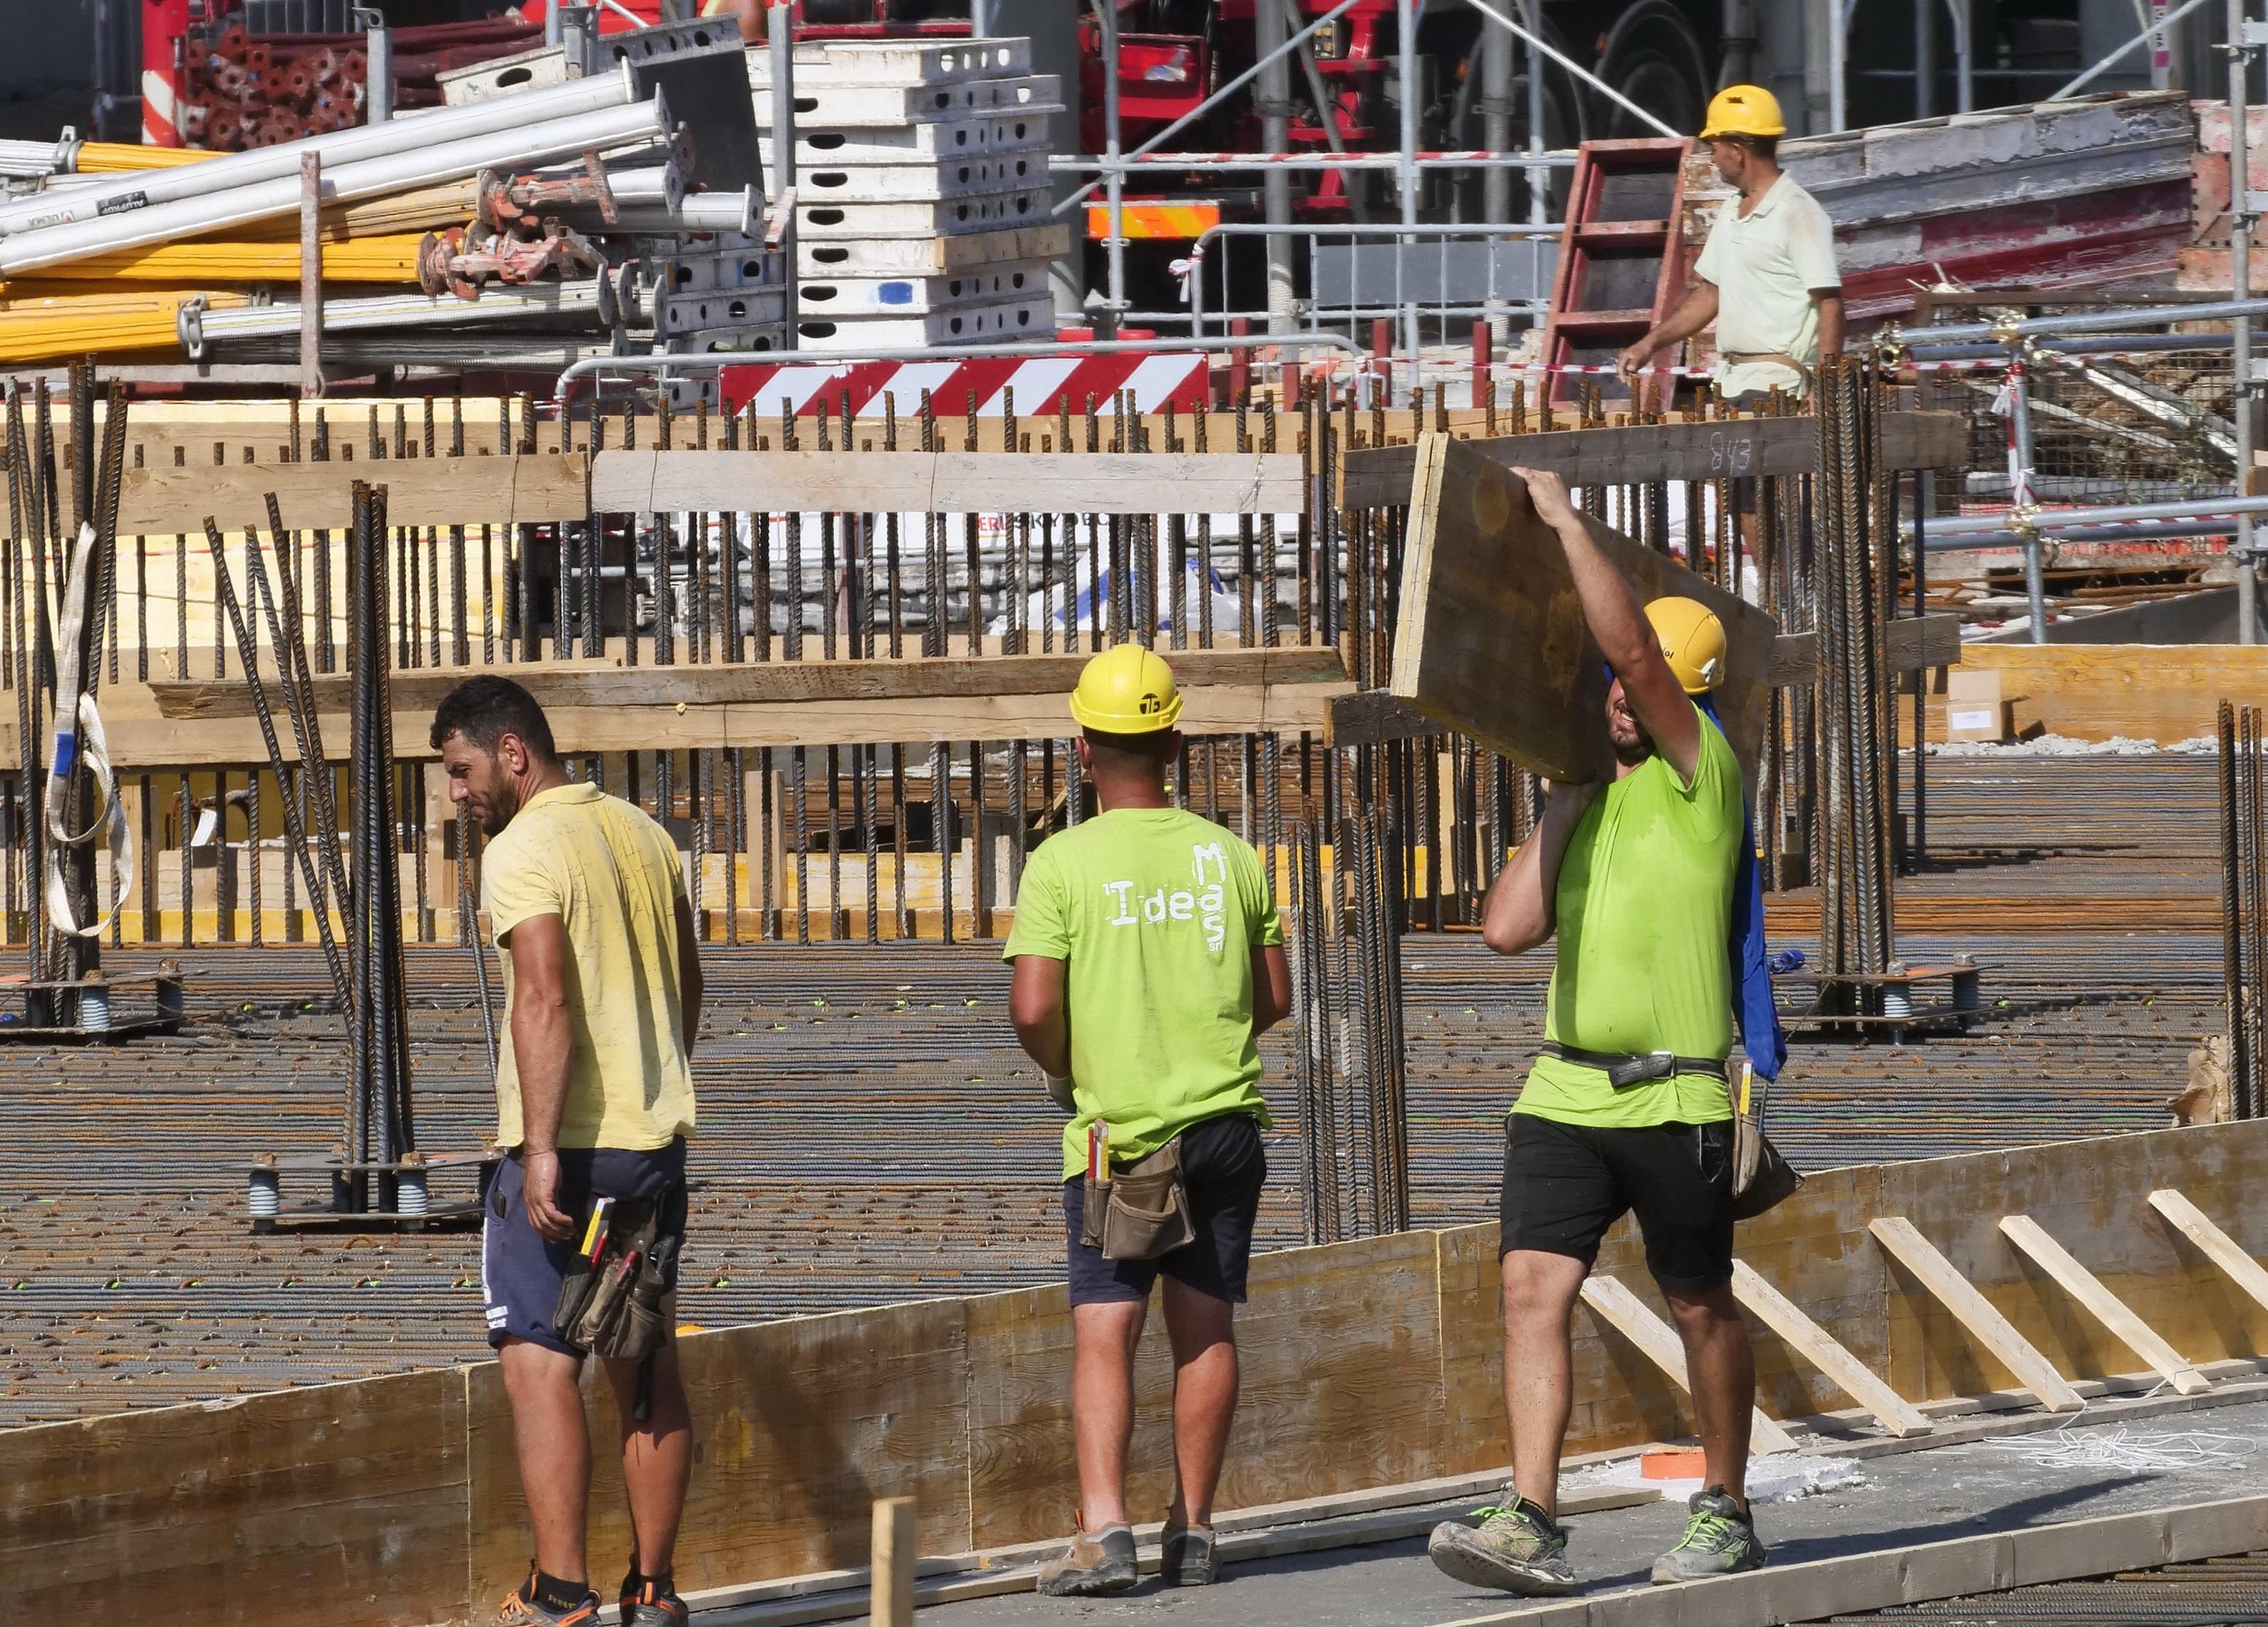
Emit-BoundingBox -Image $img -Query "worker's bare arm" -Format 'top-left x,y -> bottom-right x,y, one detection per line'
1814,290 -> 1844,360
504,912 -> 577,1240
1250,943 -> 1293,1034
1618,281 -> 1719,384
1479,780 -> 1600,955
1009,954 -> 1073,1078
1513,466 -> 1702,780
673,892 -> 703,1060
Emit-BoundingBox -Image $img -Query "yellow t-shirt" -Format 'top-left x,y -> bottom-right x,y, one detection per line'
483,781 -> 695,1151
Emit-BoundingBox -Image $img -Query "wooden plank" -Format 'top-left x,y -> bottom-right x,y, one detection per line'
1576,1274 -> 1799,1454
1337,411 -> 1969,508
1729,1260 -> 1934,1438
1,1365 -> 470,1627
1939,645 -> 2268,745
1770,615 -> 1963,686
111,452 -> 590,535
2148,1188 -> 2268,1317
1867,1216 -> 2087,1413
872,1497 -> 916,1627
15,675 -> 1348,771
467,1300 -> 974,1605
590,450 -> 1306,517
1390,434 -> 1777,784
149,646 -> 1348,721
1997,1214 -> 2212,1395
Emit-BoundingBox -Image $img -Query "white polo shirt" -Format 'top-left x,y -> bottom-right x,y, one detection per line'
1693,171 -> 1840,400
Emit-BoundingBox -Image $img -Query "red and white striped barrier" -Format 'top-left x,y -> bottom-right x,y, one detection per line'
719,354 -> 1211,419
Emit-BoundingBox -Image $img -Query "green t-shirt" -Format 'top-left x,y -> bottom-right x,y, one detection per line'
1003,807 -> 1285,1180
1513,703 -> 1742,1129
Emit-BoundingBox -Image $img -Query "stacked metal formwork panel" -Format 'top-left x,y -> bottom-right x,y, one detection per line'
751,37 -> 1068,354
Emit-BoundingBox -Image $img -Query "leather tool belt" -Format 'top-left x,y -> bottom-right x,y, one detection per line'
1542,1043 -> 1729,1091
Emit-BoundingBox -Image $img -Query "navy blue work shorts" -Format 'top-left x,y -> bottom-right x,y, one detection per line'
1062,1113 -> 1267,1308
482,1138 -> 688,1357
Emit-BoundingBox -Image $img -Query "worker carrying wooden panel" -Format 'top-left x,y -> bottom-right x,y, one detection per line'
1417,462 -> 1791,1600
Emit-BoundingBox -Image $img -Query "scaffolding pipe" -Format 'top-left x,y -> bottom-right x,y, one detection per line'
1463,0 -> 1681,138
1911,491 -> 2268,534
1896,296 -> 2268,346
770,4 -> 797,349
0,66 -> 635,238
2009,362 -> 2050,640
1048,151 -> 1576,170
2048,0 -> 2216,99
1094,0 -> 1125,330
1258,0 -> 1295,334
184,279 -> 612,355
2233,0 -> 2260,643
1398,0 -> 1420,372
0,98 -> 668,278
1921,517 -> 2265,549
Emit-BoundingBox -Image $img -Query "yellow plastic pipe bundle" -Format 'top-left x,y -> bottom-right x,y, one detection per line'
71,142 -> 216,173
0,233 -> 426,289
0,288 -> 250,364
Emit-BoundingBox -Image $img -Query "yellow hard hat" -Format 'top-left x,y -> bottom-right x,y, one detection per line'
1698,84 -> 1786,141
1068,644 -> 1183,734
1646,597 -> 1728,695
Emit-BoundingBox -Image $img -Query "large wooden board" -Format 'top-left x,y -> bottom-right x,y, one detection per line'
109,452 -> 590,536
1,1367 -> 469,1627
1338,411 -> 1969,509
592,450 -> 1307,517
467,1301 -> 973,1604
149,646 -> 1347,720
964,1229 -> 1446,1550
1390,433 -> 1777,784
1942,645 -> 2268,745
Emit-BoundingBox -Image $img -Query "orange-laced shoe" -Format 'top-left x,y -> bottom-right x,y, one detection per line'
491,1567 -> 600,1627
619,1573 -> 690,1627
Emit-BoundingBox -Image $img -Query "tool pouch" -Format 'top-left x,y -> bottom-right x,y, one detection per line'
1727,1077 -> 1803,1220
1084,1138 -> 1198,1262
552,1190 -> 676,1360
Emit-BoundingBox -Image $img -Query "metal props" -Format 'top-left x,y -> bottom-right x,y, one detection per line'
2218,700 -> 2265,1121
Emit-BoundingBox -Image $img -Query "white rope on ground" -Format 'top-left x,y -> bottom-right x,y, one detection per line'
42,521 -> 132,940
1978,1423 -> 2252,1473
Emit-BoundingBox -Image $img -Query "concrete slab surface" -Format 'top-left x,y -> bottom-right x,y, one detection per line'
909,1398 -> 2268,1627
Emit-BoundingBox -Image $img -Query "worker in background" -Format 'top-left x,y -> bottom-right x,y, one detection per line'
1005,645 -> 1295,1598
434,676 -> 704,1627
1427,472 -> 1766,1596
1618,84 -> 1842,544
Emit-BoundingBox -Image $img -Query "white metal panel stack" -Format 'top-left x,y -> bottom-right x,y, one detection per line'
751,37 -> 1068,354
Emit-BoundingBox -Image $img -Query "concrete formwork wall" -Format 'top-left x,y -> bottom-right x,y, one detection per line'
6,1118 -> 2266,1627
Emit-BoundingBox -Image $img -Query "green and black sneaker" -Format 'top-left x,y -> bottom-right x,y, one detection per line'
1427,1493 -> 1576,1596
1651,1487 -> 1766,1584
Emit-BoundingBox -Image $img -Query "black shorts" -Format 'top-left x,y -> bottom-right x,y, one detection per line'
1498,1114 -> 1734,1293
482,1139 -> 688,1357
1063,1113 -> 1266,1308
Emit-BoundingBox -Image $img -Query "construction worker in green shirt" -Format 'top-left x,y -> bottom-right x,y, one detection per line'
1005,644 -> 1295,1597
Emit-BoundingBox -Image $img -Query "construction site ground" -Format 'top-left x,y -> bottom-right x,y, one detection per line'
0,749 -> 2223,1427
902,1394 -> 2268,1627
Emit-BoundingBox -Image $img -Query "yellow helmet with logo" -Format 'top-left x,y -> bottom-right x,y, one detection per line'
1069,644 -> 1184,734
1646,597 -> 1728,695
1698,84 -> 1786,141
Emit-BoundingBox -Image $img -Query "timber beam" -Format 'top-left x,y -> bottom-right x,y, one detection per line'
1336,410 -> 1971,509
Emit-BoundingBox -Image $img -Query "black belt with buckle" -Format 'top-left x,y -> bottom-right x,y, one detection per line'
1542,1043 -> 1729,1090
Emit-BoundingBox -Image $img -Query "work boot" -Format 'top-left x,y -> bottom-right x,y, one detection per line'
1035,1523 -> 1138,1596
618,1571 -> 690,1626
491,1568 -> 600,1627
1426,1494 -> 1576,1596
1160,1524 -> 1218,1586
1650,1487 -> 1766,1583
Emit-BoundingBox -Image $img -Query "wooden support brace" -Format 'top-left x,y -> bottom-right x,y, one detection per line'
1577,1275 -> 1799,1455
872,1496 -> 915,1627
2147,1189 -> 2268,1316
1867,1216 -> 2087,1413
1996,1213 -> 2211,1396
1728,1260 -> 1934,1438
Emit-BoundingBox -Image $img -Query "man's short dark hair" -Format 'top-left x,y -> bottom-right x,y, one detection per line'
1083,726 -> 1177,772
430,675 -> 557,760
1731,133 -> 1778,163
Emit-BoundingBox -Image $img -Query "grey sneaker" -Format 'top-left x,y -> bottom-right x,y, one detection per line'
1037,1524 -> 1138,1597
1160,1524 -> 1218,1586
1650,1488 -> 1766,1583
1426,1495 -> 1576,1596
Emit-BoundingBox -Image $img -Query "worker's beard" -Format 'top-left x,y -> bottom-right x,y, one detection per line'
477,772 -> 522,837
1608,701 -> 1653,766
